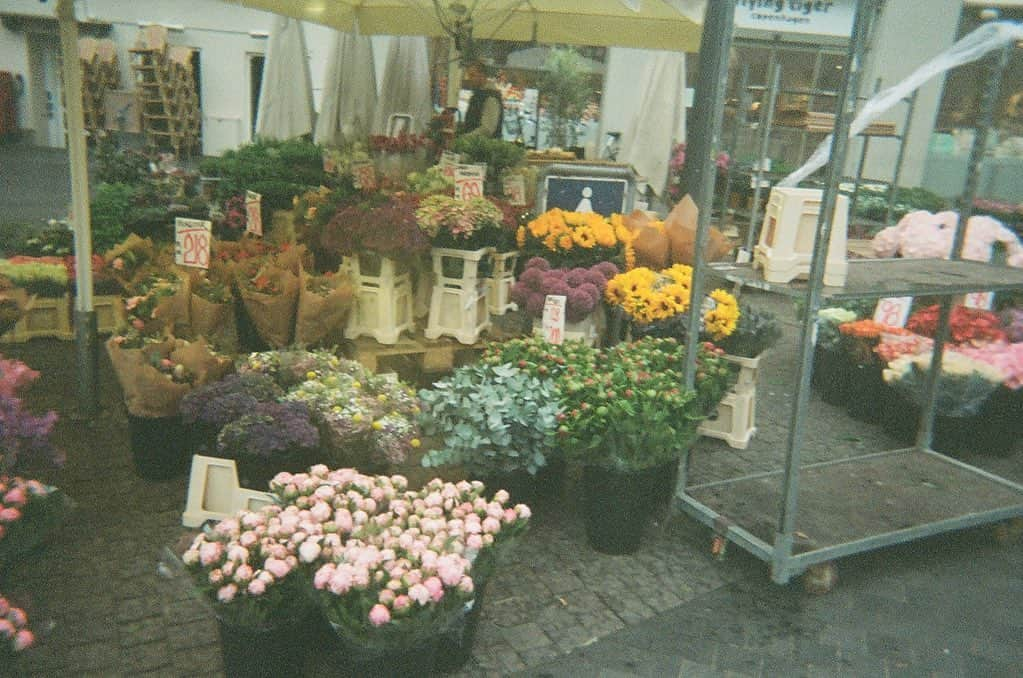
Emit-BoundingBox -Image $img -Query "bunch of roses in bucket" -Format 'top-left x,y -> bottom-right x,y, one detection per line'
265,467 -> 530,648
0,476 -> 66,568
0,596 -> 34,660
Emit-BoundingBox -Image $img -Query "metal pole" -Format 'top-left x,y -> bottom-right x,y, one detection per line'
719,65 -> 749,231
745,62 -> 781,254
56,0 -> 98,419
850,78 -> 881,220
915,44 -> 1009,452
885,89 -> 917,226
772,0 -> 876,582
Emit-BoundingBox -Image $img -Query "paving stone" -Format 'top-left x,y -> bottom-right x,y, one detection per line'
501,622 -> 553,652
119,616 -> 169,647
120,641 -> 173,673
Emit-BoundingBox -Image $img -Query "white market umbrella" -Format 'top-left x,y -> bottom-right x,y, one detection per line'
256,15 -> 315,139
617,50 -> 687,196
373,36 -> 432,135
506,46 -> 605,74
314,29 -> 377,145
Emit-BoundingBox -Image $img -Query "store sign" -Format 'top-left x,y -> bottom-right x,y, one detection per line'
543,176 -> 628,216
245,191 -> 262,236
175,218 -> 212,269
541,295 -> 567,344
454,164 -> 486,201
734,0 -> 855,38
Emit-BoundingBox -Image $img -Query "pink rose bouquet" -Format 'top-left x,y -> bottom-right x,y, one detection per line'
0,476 -> 65,568
0,595 -> 34,660
182,505 -> 314,629
952,342 -> 1023,391
871,211 -> 1023,266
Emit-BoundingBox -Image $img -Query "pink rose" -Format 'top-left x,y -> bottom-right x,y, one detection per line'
368,604 -> 391,626
458,575 -> 475,594
0,619 -> 14,637
0,507 -> 21,523
334,510 -> 354,533
233,564 -> 254,583
7,608 -> 26,627
264,557 -> 290,579
112,257 -> 125,271
310,501 -> 332,523
3,488 -> 26,507
424,576 -> 444,602
393,594 -> 411,612
493,489 -> 510,505
408,583 -> 430,605
482,517 -> 501,534
14,629 -> 34,651
503,508 -> 517,524
466,534 -> 483,551
299,540 -> 322,564
515,504 -> 531,519
378,589 -> 396,605
247,579 -> 267,596
217,584 -> 238,603
227,545 -> 249,563
198,541 -> 223,567
239,531 -> 258,548
208,569 -> 224,585
313,564 -> 333,590
329,567 -> 353,595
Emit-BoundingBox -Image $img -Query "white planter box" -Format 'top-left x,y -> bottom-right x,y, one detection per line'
344,254 -> 414,345
486,250 -> 519,316
722,352 -> 761,396
531,306 -> 604,347
698,390 -> 756,449
753,187 -> 848,287
425,247 -> 492,345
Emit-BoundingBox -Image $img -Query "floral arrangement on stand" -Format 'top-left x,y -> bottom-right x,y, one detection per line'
510,257 -> 617,322
905,304 -> 1006,344
369,133 -> 433,187
238,350 -> 422,471
604,264 -> 740,343
883,350 -> 1006,417
321,193 -> 430,265
415,195 -> 505,251
871,210 -> 1023,266
516,209 -> 633,269
406,166 -> 454,196
210,194 -> 248,241
0,257 -> 69,298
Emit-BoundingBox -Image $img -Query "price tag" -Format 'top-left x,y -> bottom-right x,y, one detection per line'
351,161 -> 377,191
175,218 -> 212,269
541,294 -> 567,345
439,151 -> 460,178
873,296 -> 913,327
963,291 -> 994,310
454,164 -> 486,201
245,190 -> 262,236
503,174 -> 526,206
322,154 -> 337,174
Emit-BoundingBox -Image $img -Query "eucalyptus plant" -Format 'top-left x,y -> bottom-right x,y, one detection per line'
419,363 -> 562,476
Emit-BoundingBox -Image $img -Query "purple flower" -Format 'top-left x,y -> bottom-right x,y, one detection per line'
525,292 -> 545,317
510,281 -> 532,307
524,257 -> 551,272
180,373 -> 283,426
217,401 -> 319,460
565,268 -> 589,287
584,269 -> 608,289
518,267 -> 544,290
576,281 -> 601,305
593,261 -> 620,280
566,288 -> 596,322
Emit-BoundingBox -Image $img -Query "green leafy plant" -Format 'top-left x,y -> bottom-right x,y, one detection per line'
451,136 -> 525,180
7,226 -> 73,258
89,182 -> 133,252
418,363 -> 562,476
92,135 -> 150,185
538,48 -> 593,148
0,259 -> 68,297
717,304 -> 782,358
199,138 -> 328,211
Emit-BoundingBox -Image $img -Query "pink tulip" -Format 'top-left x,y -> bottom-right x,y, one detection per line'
368,604 -> 391,626
217,584 -> 238,603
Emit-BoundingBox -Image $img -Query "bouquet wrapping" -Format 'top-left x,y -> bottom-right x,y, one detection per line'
294,269 -> 354,347
239,265 -> 300,348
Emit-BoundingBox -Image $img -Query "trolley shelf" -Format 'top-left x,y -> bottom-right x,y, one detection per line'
708,258 -> 1023,301
679,448 -> 1023,578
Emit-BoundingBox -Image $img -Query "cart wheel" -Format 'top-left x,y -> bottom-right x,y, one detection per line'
802,562 -> 838,595
993,518 -> 1023,545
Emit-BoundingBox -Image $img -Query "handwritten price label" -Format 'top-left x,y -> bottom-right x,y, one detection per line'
438,151 -> 460,178
963,291 -> 994,310
454,164 -> 486,201
245,190 -> 262,236
503,174 -> 526,206
541,294 -> 567,345
175,218 -> 212,269
873,296 -> 913,327
351,161 -> 377,191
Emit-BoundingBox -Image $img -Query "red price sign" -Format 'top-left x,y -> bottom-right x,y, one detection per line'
963,291 -> 994,310
438,151 -> 460,178
873,296 -> 913,327
245,190 -> 262,236
454,164 -> 486,201
541,294 -> 567,345
175,218 -> 212,270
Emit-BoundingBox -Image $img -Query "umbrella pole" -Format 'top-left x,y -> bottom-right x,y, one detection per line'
446,40 -> 461,109
57,0 -> 98,419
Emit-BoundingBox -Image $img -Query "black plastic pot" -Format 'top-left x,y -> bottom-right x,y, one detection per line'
483,458 -> 565,508
581,464 -> 662,555
845,362 -> 887,423
328,627 -> 442,678
127,414 -> 190,481
217,617 -> 306,678
811,348 -> 850,406
434,580 -> 488,673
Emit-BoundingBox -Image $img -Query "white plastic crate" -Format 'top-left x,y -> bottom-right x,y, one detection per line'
753,187 -> 848,287
344,254 -> 415,345
425,247 -> 492,345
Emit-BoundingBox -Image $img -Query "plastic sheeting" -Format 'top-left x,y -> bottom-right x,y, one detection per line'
255,15 -> 315,140
314,29 -> 377,146
617,50 -> 687,196
372,36 -> 432,135
781,20 -> 1023,187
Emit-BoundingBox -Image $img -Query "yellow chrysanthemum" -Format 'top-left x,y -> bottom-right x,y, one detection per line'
592,222 -> 617,248
558,234 -> 574,250
572,227 -> 597,248
543,234 -> 558,251
516,226 -> 526,248
704,288 -> 740,340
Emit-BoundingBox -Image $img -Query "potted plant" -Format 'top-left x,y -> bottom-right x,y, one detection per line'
181,506 -> 318,677
516,209 -> 630,269
511,257 -> 618,346
0,595 -> 35,665
811,306 -> 859,405
837,318 -> 910,423
538,48 -> 593,151
450,136 -> 526,192
554,337 -> 732,554
179,372 -> 284,455
418,363 -> 563,505
190,273 -> 239,352
215,402 -> 321,490
237,258 -> 300,349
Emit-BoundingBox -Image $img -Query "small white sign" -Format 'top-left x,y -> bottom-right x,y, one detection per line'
245,190 -> 262,236
503,174 -> 526,206
454,164 -> 486,201
175,218 -> 212,269
963,291 -> 994,310
873,296 -> 913,327
439,150 -> 461,178
541,294 -> 567,345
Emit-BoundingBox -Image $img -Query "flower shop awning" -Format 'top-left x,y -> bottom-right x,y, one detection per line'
220,0 -> 704,52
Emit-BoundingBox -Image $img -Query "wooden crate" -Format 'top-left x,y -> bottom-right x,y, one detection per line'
86,294 -> 125,334
1,294 -> 73,343
347,334 -> 484,375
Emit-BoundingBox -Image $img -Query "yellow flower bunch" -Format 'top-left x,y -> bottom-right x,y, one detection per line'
518,209 -> 628,268
605,264 -> 739,339
703,288 -> 741,341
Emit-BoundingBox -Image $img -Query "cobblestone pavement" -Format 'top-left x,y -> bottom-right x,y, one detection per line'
3,289 -> 1021,676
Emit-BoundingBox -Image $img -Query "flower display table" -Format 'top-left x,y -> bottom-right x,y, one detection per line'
1,293 -> 72,343
530,307 -> 604,347
425,247 -> 491,345
344,253 -> 414,345
486,250 -> 519,316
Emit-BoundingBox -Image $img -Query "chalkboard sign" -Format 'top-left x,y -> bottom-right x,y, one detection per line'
536,164 -> 636,217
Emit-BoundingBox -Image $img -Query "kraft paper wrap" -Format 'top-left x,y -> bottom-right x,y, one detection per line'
624,210 -> 671,270
238,265 -> 299,348
664,195 -> 733,265
106,336 -> 232,418
294,269 -> 354,348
